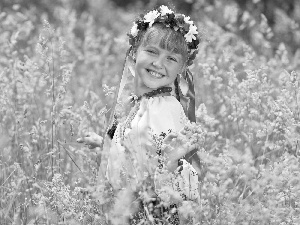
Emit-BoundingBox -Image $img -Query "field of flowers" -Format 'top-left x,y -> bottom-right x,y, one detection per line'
1,0 -> 300,224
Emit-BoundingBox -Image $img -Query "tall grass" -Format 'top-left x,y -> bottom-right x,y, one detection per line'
0,1 -> 300,224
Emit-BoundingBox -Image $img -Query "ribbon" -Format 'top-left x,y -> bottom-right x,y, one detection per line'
103,47 -> 132,139
178,69 -> 196,123
185,69 -> 196,123
178,69 -> 200,166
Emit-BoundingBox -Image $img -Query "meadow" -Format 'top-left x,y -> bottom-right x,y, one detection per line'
0,0 -> 300,224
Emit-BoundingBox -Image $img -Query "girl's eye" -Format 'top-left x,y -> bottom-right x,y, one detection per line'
168,56 -> 178,62
146,49 -> 156,54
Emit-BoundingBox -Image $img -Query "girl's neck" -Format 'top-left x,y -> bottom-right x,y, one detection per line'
135,86 -> 172,101
135,83 -> 172,97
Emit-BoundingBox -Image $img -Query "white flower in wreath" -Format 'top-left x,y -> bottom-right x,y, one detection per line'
144,10 -> 160,27
160,5 -> 173,16
184,15 -> 193,25
130,23 -> 138,37
184,24 -> 198,42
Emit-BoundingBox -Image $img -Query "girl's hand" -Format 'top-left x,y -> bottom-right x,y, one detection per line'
162,131 -> 197,171
76,132 -> 103,149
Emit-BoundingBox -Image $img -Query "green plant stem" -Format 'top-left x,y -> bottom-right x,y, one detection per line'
57,140 -> 83,173
51,39 -> 55,179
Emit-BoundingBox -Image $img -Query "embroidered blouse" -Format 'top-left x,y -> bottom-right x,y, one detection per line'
105,95 -> 199,201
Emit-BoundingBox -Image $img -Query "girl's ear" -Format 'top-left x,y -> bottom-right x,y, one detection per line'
180,56 -> 187,71
180,64 -> 187,75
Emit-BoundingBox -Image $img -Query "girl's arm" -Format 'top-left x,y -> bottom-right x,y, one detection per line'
162,131 -> 197,172
76,132 -> 103,149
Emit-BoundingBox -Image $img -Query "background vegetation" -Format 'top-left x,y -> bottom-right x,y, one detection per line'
0,0 -> 300,224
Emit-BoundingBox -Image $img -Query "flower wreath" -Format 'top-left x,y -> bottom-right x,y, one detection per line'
128,5 -> 200,66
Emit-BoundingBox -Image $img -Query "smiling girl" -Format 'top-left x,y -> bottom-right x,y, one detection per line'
78,5 -> 200,224
134,23 -> 188,94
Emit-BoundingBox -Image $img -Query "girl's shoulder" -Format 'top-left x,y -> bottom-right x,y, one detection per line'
142,95 -> 188,134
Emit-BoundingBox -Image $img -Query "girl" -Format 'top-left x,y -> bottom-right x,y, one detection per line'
78,5 -> 200,224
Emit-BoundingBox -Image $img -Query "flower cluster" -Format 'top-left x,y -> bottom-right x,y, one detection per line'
128,5 -> 200,66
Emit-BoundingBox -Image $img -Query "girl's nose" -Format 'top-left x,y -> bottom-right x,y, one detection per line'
152,57 -> 164,68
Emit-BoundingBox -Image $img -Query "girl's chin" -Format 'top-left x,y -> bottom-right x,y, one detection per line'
142,85 -> 159,91
142,78 -> 169,88
143,82 -> 164,89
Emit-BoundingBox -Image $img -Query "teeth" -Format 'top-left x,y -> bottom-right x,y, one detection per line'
149,70 -> 163,78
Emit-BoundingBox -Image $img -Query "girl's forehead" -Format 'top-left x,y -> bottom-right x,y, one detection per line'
142,33 -> 164,45
142,34 -> 186,56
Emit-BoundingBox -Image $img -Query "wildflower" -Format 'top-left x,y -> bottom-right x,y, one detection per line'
130,23 -> 138,37
184,24 -> 198,42
144,10 -> 159,27
184,16 -> 193,25
160,5 -> 173,16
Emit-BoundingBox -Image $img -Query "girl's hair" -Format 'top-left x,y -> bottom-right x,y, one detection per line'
133,23 -> 189,63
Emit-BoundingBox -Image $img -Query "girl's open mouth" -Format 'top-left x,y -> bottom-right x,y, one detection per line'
146,69 -> 165,78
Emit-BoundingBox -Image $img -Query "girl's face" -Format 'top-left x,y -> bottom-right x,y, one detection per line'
134,43 -> 184,91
